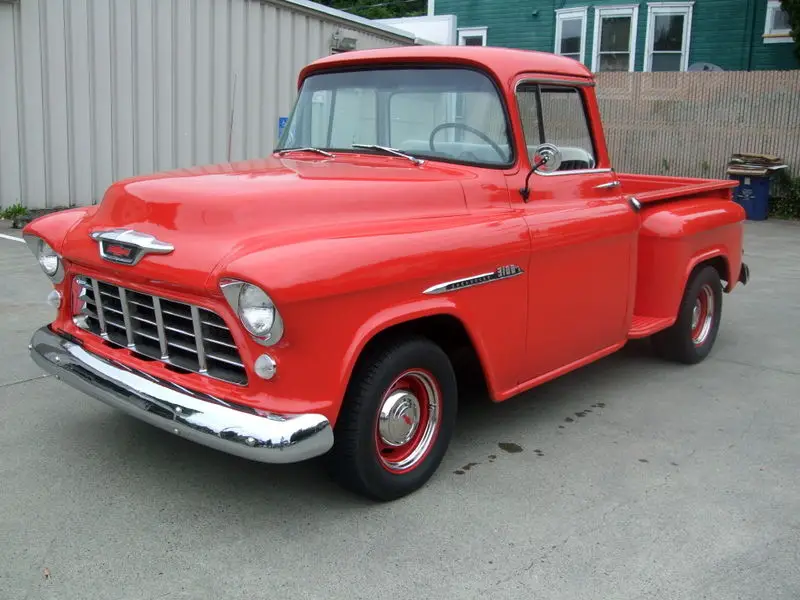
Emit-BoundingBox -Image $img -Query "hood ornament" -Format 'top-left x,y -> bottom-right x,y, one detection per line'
90,229 -> 174,266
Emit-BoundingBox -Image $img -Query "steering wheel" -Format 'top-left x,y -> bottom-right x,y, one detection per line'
429,122 -> 508,162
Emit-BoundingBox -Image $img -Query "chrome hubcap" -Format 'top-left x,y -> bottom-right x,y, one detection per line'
378,391 -> 421,447
375,370 -> 441,473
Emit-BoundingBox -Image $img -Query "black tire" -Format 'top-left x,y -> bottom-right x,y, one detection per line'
651,265 -> 723,364
327,336 -> 458,501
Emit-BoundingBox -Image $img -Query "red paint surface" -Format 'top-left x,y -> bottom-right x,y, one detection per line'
23,48 -> 746,426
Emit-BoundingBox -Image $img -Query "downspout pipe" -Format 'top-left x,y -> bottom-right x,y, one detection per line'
744,0 -> 758,70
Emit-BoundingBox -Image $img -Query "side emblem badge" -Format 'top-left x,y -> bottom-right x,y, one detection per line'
423,265 -> 524,295
90,229 -> 174,266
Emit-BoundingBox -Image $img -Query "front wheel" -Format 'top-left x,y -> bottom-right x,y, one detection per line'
652,265 -> 723,364
327,336 -> 458,501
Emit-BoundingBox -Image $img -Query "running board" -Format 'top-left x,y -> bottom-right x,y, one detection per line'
628,315 -> 675,338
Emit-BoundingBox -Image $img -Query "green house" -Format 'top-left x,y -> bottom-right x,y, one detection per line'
429,0 -> 798,71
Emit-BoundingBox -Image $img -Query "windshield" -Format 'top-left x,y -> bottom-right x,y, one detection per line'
276,67 -> 514,167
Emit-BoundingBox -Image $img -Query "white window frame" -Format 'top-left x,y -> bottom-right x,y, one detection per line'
555,7 -> 588,64
592,4 -> 640,72
643,2 -> 695,72
764,0 -> 793,43
457,26 -> 488,46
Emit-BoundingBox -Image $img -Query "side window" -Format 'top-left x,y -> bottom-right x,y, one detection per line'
516,83 -> 596,171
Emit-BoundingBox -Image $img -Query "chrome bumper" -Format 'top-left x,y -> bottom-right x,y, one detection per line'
29,326 -> 334,464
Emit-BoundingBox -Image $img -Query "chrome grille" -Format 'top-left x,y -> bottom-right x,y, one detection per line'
74,276 -> 247,385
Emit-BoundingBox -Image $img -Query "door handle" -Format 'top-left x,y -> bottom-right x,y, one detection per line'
595,180 -> 620,190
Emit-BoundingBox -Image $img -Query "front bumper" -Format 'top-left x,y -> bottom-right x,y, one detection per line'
29,326 -> 334,463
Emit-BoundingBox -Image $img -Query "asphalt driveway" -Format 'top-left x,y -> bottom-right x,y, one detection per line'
1,220 -> 798,600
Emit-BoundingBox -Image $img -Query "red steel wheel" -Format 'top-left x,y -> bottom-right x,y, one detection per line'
691,284 -> 715,345
651,265 -> 723,365
328,336 -> 458,501
375,369 -> 442,474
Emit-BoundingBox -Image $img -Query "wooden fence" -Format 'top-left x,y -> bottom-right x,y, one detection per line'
594,71 -> 800,179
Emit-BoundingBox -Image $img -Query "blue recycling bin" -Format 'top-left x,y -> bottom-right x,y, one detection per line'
730,174 -> 770,221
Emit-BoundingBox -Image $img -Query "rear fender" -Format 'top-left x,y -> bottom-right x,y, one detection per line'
635,198 -> 744,319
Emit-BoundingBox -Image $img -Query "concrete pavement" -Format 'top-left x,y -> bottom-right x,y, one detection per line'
1,220 -> 798,600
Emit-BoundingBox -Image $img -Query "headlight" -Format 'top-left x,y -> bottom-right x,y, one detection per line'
238,284 -> 275,336
220,279 -> 284,346
23,235 -> 64,283
37,240 -> 59,276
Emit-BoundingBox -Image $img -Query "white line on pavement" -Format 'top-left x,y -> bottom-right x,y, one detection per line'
0,233 -> 25,243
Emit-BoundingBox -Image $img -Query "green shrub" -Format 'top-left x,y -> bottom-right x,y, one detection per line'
771,170 -> 800,220
0,203 -> 27,220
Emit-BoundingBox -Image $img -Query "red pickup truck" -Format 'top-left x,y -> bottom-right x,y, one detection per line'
24,46 -> 749,501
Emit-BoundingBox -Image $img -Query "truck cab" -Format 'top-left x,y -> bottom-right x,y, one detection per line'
24,47 -> 749,501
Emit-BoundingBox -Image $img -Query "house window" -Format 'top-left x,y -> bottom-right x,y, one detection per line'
458,26 -> 487,46
592,5 -> 639,72
644,2 -> 694,72
555,8 -> 588,63
764,0 -> 792,43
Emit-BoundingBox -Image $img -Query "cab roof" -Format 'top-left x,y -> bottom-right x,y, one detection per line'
298,45 -> 594,88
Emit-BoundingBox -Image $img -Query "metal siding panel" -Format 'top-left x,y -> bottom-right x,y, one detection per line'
19,0 -> 47,209
67,0 -> 94,207
211,0 -> 231,164
134,0 -> 156,176
42,1 -> 71,207
230,0 -> 247,162
112,0 -> 135,180
0,3 -> 22,209
91,0 -> 114,201
193,0 -> 214,166
264,4 -> 280,150
277,8 -> 293,130
245,0 -> 262,159
154,0 -> 175,171
175,0 -> 194,167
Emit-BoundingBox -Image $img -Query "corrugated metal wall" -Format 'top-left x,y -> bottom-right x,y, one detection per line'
0,0 -> 413,209
596,71 -> 800,179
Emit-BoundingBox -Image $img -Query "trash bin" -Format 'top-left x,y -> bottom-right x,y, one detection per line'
729,174 -> 770,221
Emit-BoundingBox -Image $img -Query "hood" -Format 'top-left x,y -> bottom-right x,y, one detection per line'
63,155 -> 474,294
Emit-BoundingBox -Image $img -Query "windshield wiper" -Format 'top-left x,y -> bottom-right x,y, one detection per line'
277,147 -> 335,158
352,144 -> 424,166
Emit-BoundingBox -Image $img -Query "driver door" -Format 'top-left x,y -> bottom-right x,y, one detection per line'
512,81 -> 639,383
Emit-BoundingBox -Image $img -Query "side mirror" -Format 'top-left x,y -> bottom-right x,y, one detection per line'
531,143 -> 563,173
519,143 -> 563,202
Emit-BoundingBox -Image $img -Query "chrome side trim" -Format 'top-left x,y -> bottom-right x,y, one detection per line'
29,326 -> 334,464
538,168 -> 613,177
424,265 -> 524,295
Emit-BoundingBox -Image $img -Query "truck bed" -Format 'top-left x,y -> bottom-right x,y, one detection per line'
617,173 -> 738,205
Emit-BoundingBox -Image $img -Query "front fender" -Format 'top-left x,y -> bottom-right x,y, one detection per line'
21,207 -> 94,255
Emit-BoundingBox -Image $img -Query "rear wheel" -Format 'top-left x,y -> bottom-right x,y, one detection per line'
652,265 -> 723,364
328,336 -> 457,501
